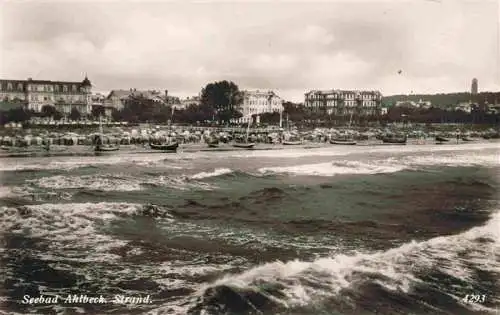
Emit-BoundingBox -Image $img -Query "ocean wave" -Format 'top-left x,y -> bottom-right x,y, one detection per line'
28,174 -> 143,191
27,173 -> 216,192
405,152 -> 500,168
0,202 -> 174,263
187,209 -> 500,314
190,168 -> 233,180
259,160 -> 406,176
258,151 -> 499,177
0,154 -> 190,172
229,141 -> 500,159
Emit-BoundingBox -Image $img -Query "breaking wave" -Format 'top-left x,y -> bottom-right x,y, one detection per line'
190,168 -> 233,179
26,173 -> 216,192
0,202 -> 174,261
259,151 -> 499,177
187,209 -> 500,314
260,161 -> 405,176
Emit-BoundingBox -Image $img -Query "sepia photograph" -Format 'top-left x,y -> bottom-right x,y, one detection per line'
0,0 -> 499,314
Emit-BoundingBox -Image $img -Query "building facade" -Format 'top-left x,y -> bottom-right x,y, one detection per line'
0,76 -> 92,114
106,89 -> 171,110
237,90 -> 283,123
304,89 -> 382,116
177,96 -> 201,110
395,99 -> 432,109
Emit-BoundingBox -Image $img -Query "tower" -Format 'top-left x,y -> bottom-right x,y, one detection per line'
471,78 -> 478,95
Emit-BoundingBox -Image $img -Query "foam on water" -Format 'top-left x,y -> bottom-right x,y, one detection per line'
0,202 -> 164,263
192,209 -> 500,313
28,174 -> 143,191
26,173 -> 216,192
259,150 -> 499,177
190,168 -> 233,179
260,160 -> 406,176
0,153 -> 190,172
229,141 -> 499,159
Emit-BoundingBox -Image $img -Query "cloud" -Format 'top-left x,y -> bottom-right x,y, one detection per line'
0,0 -> 498,101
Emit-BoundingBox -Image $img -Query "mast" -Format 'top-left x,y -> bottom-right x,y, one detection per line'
99,115 -> 103,135
246,119 -> 250,142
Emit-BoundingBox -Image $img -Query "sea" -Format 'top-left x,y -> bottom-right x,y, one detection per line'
0,142 -> 499,315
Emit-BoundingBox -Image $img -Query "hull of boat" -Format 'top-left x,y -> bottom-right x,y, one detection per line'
150,142 -> 179,151
282,141 -> 302,145
330,140 -> 357,145
461,137 -> 474,142
232,143 -> 255,149
207,143 -> 219,148
435,136 -> 449,142
95,146 -> 120,152
382,138 -> 407,144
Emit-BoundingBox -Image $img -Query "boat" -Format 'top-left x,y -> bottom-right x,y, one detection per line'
330,139 -> 357,145
95,144 -> 120,152
461,137 -> 474,142
283,141 -> 302,145
232,120 -> 255,149
330,111 -> 357,145
382,134 -> 407,144
94,117 -> 120,153
150,142 -> 179,151
206,137 -> 219,148
232,143 -> 255,149
435,136 -> 449,142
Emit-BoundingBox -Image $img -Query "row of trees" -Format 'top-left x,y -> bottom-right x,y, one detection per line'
254,102 -> 499,127
382,92 -> 500,108
0,104 -> 106,125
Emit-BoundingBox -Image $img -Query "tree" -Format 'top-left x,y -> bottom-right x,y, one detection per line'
40,105 -> 57,118
111,108 -> 122,122
69,108 -> 81,121
91,106 -> 105,119
121,95 -> 172,123
200,80 -> 243,123
0,107 -> 34,124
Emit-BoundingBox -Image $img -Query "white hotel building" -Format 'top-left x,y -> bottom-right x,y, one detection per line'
236,90 -> 283,123
304,89 -> 382,116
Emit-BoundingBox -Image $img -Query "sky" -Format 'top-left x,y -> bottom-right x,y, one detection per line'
0,0 -> 499,102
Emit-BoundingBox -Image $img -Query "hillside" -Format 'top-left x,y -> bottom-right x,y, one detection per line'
382,92 -> 500,108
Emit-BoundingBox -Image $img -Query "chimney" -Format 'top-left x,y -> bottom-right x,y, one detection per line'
165,90 -> 168,98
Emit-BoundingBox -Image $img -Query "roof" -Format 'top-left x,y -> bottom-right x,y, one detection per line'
0,78 -> 87,85
305,89 -> 382,95
108,89 -> 166,101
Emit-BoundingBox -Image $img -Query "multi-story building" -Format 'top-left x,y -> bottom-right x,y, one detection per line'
304,89 -> 382,116
237,90 -> 283,123
177,96 -> 201,110
106,89 -> 170,110
0,76 -> 92,114
394,99 -> 432,109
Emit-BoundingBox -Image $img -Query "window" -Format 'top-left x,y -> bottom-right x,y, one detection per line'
63,85 -> 68,92
7,83 -> 12,90
72,85 -> 77,92
17,83 -> 23,90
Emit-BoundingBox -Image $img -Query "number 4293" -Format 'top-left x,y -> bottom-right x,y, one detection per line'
463,295 -> 486,303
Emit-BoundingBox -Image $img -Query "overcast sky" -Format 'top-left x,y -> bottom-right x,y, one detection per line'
1,0 -> 499,101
